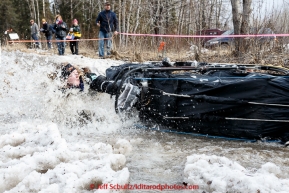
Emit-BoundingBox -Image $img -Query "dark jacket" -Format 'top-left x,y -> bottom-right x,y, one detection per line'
42,22 -> 52,37
70,25 -> 81,39
52,21 -> 67,38
95,10 -> 118,33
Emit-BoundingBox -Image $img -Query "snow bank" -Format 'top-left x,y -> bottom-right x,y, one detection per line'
184,154 -> 289,193
0,122 -> 130,193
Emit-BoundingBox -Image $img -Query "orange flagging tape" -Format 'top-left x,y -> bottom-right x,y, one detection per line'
8,31 -> 285,43
8,37 -> 111,43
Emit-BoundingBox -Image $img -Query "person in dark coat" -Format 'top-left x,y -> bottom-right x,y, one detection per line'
52,15 -> 67,55
40,18 -> 52,49
95,1 -> 118,58
69,19 -> 81,55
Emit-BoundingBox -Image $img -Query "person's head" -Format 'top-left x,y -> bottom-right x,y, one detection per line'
42,18 -> 46,24
73,19 -> 78,25
104,2 -> 111,10
61,63 -> 83,87
67,68 -> 80,86
55,14 -> 63,24
30,19 -> 34,25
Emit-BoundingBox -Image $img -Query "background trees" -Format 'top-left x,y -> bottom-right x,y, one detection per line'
1,0 -> 288,54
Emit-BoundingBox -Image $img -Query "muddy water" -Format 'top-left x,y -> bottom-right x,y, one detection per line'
59,124 -> 289,192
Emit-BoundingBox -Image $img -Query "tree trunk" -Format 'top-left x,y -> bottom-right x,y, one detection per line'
231,0 -> 241,54
122,0 -> 126,45
26,0 -> 33,18
201,1 -> 206,29
36,0 -> 40,27
125,0 -> 134,47
132,0 -> 141,47
177,1 -> 183,34
208,0 -> 215,28
118,0 -> 122,47
179,2 -> 186,35
111,0 -> 114,11
240,0 -> 252,50
133,0 -> 141,34
43,0 -> 45,17
31,0 -> 36,20
70,0 -> 73,20
216,0 -> 222,28
188,0 -> 192,35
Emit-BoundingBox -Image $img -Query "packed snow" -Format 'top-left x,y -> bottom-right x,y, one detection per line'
184,154 -> 289,193
0,123 -> 129,193
1,49 -> 289,193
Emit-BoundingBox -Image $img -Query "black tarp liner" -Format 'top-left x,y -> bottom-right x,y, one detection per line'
96,64 -> 289,142
139,71 -> 289,141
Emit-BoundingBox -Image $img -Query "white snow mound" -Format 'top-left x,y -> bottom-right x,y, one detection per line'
184,154 -> 289,193
113,139 -> 132,155
0,122 -> 129,193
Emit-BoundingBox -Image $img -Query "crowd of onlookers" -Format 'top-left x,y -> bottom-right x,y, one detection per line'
30,14 -> 81,56
27,1 -> 118,58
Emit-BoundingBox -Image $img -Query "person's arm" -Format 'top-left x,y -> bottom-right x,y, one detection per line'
35,23 -> 39,33
96,13 -> 101,27
73,26 -> 80,32
51,24 -> 56,34
61,22 -> 67,30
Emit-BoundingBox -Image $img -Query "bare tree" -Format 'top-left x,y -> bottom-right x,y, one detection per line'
118,0 -> 122,46
231,0 -> 241,53
231,0 -> 252,53
125,0 -> 134,46
122,0 -> 126,44
36,0 -> 40,27
70,0 -> 73,20
43,0 -> 45,17
240,0 -> 252,50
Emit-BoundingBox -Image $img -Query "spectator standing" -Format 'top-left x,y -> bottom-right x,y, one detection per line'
95,1 -> 118,58
52,15 -> 67,55
30,19 -> 40,48
69,19 -> 81,55
40,19 -> 52,49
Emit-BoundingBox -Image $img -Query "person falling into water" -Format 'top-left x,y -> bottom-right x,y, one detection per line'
61,63 -> 85,91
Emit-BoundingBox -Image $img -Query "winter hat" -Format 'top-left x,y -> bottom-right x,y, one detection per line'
42,19 -> 46,22
73,19 -> 78,23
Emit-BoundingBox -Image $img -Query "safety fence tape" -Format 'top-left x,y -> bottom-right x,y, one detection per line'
7,32 -> 288,43
8,37 -> 111,43
119,32 -> 283,38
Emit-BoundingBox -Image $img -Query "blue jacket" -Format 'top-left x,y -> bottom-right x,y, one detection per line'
96,10 -> 118,33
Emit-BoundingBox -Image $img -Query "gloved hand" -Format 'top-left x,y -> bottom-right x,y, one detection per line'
79,82 -> 84,91
86,73 -> 98,84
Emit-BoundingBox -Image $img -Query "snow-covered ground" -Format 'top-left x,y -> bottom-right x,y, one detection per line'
1,49 -> 289,193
